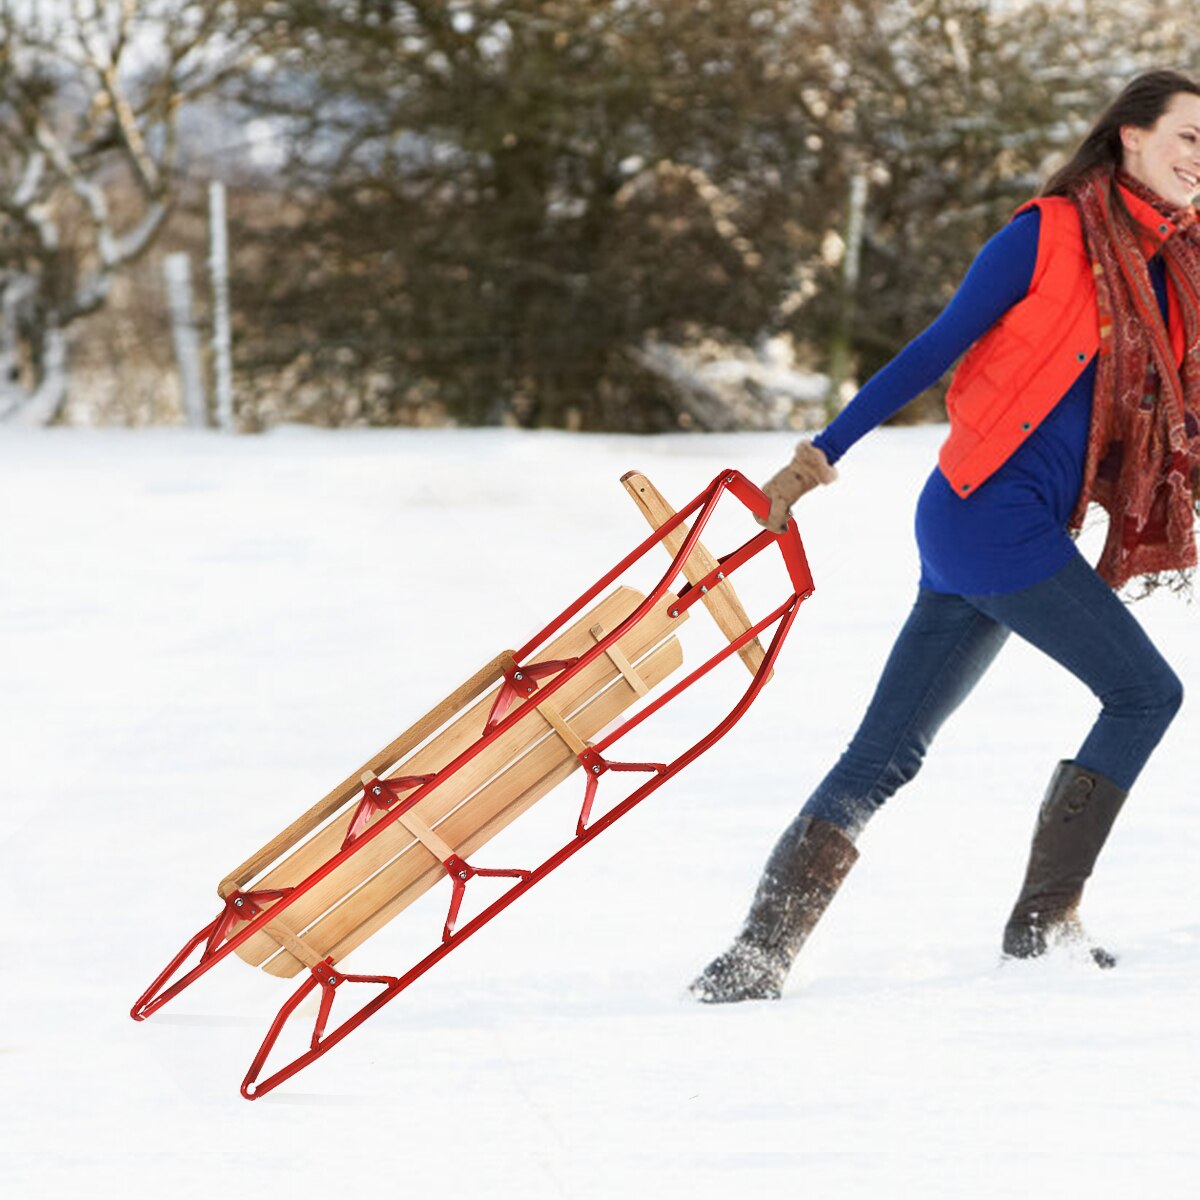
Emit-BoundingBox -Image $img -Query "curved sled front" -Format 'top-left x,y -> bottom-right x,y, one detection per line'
131,467 -> 815,1098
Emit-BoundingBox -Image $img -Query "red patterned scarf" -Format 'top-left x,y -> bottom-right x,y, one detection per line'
1066,168 -> 1200,591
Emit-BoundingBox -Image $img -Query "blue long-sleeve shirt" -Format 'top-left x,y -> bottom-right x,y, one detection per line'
812,208 -> 1170,595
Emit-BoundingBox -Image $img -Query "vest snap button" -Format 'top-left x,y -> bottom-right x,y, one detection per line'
1021,422 -> 1032,431
961,483 -> 971,493
1076,352 -> 1087,362
1159,223 -> 1169,234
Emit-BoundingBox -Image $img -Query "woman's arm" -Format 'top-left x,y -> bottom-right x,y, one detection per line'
813,206 -> 1041,465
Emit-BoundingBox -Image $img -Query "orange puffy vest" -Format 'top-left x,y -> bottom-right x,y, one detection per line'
937,184 -> 1185,497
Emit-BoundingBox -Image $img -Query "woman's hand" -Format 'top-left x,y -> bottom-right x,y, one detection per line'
757,440 -> 838,533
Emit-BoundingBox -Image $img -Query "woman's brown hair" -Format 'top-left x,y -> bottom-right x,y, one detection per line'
1041,69 -> 1200,200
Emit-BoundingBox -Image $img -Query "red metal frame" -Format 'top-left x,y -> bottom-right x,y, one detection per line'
130,468 -> 815,1099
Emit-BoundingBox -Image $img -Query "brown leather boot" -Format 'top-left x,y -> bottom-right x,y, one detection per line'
690,816 -> 859,1002
1002,760 -> 1127,968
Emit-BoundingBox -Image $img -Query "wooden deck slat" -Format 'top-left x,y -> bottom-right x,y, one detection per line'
263,635 -> 683,976
230,586 -> 682,966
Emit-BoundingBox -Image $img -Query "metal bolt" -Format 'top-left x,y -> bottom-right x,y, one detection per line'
372,786 -> 382,796
234,898 -> 244,907
700,585 -> 708,594
514,671 -> 524,681
726,474 -> 734,483
717,572 -> 725,582
670,608 -> 679,617
458,870 -> 469,880
592,765 -> 601,774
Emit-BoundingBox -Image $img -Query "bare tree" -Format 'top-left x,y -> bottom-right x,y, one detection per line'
0,0 -> 249,425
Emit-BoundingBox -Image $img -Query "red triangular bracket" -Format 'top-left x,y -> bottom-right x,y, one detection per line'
575,748 -> 665,837
484,657 -> 580,731
342,774 -> 435,850
441,853 -> 530,942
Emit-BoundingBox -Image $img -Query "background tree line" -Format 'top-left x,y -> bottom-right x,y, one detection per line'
1,0 -> 1196,431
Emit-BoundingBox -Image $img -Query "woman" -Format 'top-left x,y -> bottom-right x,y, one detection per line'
692,69 -> 1200,1003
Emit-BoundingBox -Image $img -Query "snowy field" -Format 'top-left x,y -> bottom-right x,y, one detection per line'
3,425 -> 1199,1198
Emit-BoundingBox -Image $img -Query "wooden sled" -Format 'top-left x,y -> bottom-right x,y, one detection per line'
131,467 -> 815,1098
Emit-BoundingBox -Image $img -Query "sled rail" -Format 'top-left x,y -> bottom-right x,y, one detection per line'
239,589 -> 803,1100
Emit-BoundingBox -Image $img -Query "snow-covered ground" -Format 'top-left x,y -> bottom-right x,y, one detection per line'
3,426 -> 1198,1199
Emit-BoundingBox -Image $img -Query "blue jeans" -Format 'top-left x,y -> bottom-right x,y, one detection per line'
801,551 -> 1183,838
